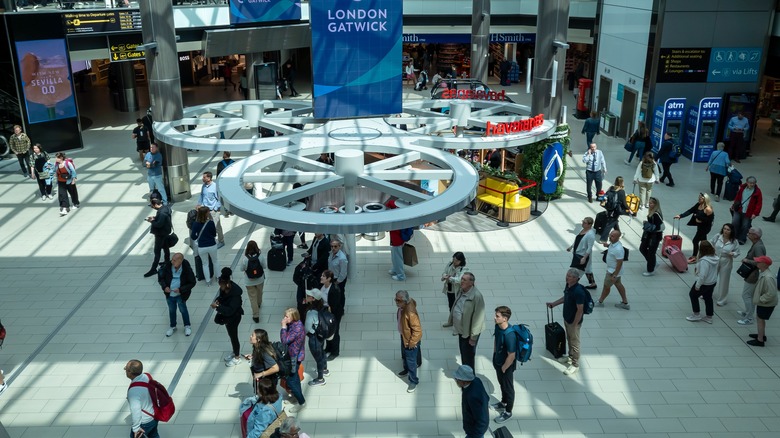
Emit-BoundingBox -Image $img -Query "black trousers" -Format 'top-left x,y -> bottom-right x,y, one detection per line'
691,227 -> 709,258
689,283 -> 715,317
585,170 -> 603,199
494,363 -> 516,413
151,234 -> 171,270
639,232 -> 662,273
325,314 -> 342,356
282,235 -> 295,263
225,315 -> 242,356
659,162 -> 674,184
458,335 -> 479,370
16,152 -> 31,175
36,178 -> 52,197
710,173 -> 725,197
57,181 -> 79,208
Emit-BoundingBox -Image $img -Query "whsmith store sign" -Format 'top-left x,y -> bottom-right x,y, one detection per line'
403,33 -> 536,44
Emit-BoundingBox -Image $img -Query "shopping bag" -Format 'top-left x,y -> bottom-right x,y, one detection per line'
402,243 -> 418,267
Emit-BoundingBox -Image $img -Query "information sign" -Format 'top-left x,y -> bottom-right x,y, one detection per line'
656,48 -> 710,83
108,34 -> 145,62
63,10 -> 142,34
707,47 -> 762,83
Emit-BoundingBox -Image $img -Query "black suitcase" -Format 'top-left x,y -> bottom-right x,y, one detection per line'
267,247 -> 287,271
545,307 -> 566,359
723,181 -> 740,201
194,254 -> 214,281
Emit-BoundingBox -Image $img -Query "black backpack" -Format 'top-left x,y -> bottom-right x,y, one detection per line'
315,309 -> 337,340
271,341 -> 294,378
245,254 -> 264,279
603,189 -> 619,212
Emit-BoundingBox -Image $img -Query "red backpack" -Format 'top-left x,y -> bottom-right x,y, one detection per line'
129,373 -> 175,422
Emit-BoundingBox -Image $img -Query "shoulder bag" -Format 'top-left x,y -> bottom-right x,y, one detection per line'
736,262 -> 757,279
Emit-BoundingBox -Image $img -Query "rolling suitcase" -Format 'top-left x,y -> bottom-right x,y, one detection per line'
665,245 -> 688,273
661,218 -> 683,258
626,184 -> 640,215
545,307 -> 566,359
267,247 -> 287,271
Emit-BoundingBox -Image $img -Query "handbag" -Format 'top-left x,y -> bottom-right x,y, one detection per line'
642,221 -> 657,232
570,252 -> 588,270
165,224 -> 179,249
624,141 -> 634,152
736,261 -> 757,279
260,404 -> 288,438
214,313 -> 226,325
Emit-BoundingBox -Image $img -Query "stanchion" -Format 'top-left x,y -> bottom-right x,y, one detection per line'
530,182 -> 543,216
497,193 -> 509,227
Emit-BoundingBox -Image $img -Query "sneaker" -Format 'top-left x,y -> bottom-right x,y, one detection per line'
642,271 -> 655,276
563,365 -> 579,375
686,314 -> 702,322
666,183 -> 675,187
615,302 -> 630,310
716,300 -> 727,306
252,317 -> 260,323
763,216 -> 775,222
491,402 -> 506,412
143,270 -> 157,278
224,353 -> 235,361
289,403 -> 305,413
71,204 -> 79,210
747,339 -> 765,347
738,318 -> 754,325
701,316 -> 713,324
595,301 -> 604,308
287,260 -> 293,266
165,327 -> 176,337
225,357 -> 241,367
406,383 -> 417,393
557,355 -> 572,364
388,270 -> 397,276
322,369 -> 331,377
749,334 -> 768,341
737,310 -> 747,317
391,275 -> 405,281
398,370 -> 409,376
494,412 -> 512,423
624,159 -> 631,165
442,322 -> 453,327
184,326 -> 192,336
297,243 -> 309,249
60,208 -> 68,216
47,195 -> 54,200
715,195 -> 720,202
307,378 -> 326,387
41,195 -> 46,201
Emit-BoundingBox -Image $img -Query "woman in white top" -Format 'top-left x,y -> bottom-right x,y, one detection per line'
441,252 -> 466,327
567,216 -> 598,289
686,241 -> 719,324
711,223 -> 740,306
241,240 -> 267,323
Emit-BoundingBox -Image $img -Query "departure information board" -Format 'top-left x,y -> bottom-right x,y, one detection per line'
656,48 -> 711,83
63,10 -> 142,35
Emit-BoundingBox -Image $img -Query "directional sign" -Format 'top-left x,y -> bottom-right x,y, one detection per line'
656,48 -> 711,83
707,47 -> 761,83
63,10 -> 142,34
108,34 -> 144,63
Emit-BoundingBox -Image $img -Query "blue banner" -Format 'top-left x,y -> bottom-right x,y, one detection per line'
707,47 -> 761,83
311,0 -> 402,118
229,0 -> 301,25
15,39 -> 77,124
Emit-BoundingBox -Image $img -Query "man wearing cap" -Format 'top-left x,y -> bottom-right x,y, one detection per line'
453,364 -> 489,438
746,256 -> 778,347
451,272 -> 485,370
738,227 -> 766,325
395,290 -> 422,393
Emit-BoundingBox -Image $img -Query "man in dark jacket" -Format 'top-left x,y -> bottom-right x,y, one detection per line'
158,253 -> 196,337
657,132 -> 677,187
305,233 -> 330,276
144,198 -> 172,278
454,364 -> 489,438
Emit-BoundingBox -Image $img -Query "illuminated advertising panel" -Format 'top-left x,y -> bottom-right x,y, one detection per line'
15,39 -> 77,124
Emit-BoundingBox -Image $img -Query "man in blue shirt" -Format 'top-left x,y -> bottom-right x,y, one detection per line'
727,111 -> 750,162
547,269 -> 586,376
197,171 -> 224,248
582,142 -> 607,203
491,306 -> 517,424
145,144 -> 168,205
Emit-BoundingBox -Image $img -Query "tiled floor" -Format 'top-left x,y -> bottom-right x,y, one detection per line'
1,77 -> 780,438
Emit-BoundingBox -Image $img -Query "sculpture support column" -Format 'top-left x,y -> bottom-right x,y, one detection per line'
531,0 -> 570,123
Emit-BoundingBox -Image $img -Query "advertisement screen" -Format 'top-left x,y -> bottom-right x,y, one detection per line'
229,0 -> 301,25
310,0 -> 402,118
15,39 -> 77,124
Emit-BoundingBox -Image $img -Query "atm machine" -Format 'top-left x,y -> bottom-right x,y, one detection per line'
651,98 -> 686,154
683,97 -> 721,162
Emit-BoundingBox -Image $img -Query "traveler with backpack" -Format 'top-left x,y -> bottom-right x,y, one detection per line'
706,142 -> 730,202
567,217 -> 598,289
582,142 -> 607,203
441,252 -> 467,326
245,329 -> 279,388
395,290 -> 422,393
657,132 -> 678,187
674,193 -> 715,263
239,377 -> 283,438
30,143 -> 54,200
490,306 -> 517,423
55,152 -> 79,216
546,269 -> 587,376
241,240 -> 266,323
303,289 -> 329,387
212,268 -> 244,366
639,197 -> 665,276
320,269 -> 344,361
280,307 -> 306,412
125,359 -> 161,438
633,152 -> 661,209
624,122 -> 651,165
158,253 -> 196,337
598,177 -> 629,243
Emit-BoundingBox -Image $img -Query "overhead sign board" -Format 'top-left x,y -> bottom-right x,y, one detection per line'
108,34 -> 144,62
63,10 -> 142,34
229,0 -> 301,25
707,47 -> 762,83
656,48 -> 711,83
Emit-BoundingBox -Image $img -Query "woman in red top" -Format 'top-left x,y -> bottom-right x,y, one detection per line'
55,153 -> 79,216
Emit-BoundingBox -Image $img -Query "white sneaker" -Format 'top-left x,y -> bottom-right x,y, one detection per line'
165,327 -> 176,337
557,355 -> 572,364
224,352 -> 235,361
60,208 -> 68,216
184,326 -> 192,336
391,275 -> 405,281
563,365 -> 579,375
737,311 -> 747,317
624,159 -> 631,165
289,403 -> 305,413
686,314 -> 702,322
738,318 -> 754,325
225,357 -> 241,367
642,271 -> 655,276
71,204 -> 79,210
716,300 -> 727,306
41,195 -> 46,201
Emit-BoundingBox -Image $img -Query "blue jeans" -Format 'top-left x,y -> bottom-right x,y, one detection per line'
166,294 -> 191,327
308,334 -> 327,379
147,173 -> 168,204
390,245 -> 405,279
731,210 -> 752,244
285,361 -> 306,405
401,342 -> 419,384
130,419 -> 159,438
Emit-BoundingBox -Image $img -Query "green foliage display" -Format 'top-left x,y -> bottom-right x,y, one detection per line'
519,124 -> 571,200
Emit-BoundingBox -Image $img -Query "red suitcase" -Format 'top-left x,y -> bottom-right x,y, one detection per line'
665,245 -> 688,273
661,218 -> 683,258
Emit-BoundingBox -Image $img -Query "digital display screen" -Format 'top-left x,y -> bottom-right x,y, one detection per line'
15,39 -> 77,124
